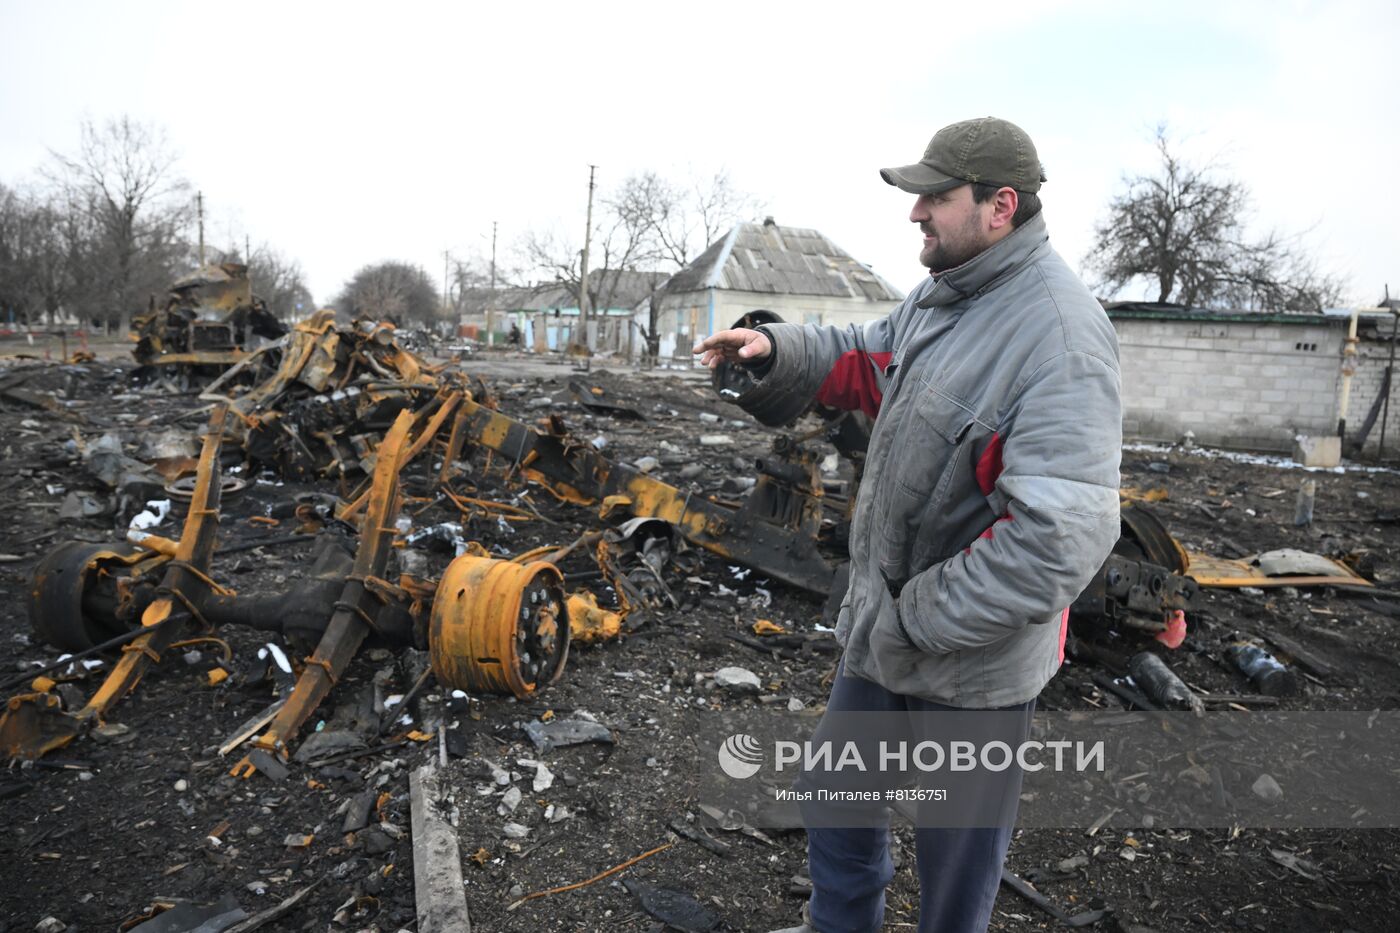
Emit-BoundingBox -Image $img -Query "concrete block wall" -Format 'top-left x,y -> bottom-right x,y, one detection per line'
1115,318 -> 1345,452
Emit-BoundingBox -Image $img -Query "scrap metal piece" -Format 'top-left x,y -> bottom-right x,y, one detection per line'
166,474 -> 248,513
568,379 -> 646,420
232,409 -> 416,777
1185,549 -> 1372,588
1118,502 -> 1190,574
0,692 -> 70,760
564,592 -> 624,644
429,555 -> 568,698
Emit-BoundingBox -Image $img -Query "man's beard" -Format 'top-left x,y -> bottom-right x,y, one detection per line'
920,218 -> 989,273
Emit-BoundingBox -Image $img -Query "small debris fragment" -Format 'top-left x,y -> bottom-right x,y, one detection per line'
522,718 -> 613,752
1225,642 -> 1299,697
1294,477 -> 1317,526
343,790 -> 377,834
245,748 -> 290,781
713,666 -> 761,695
1127,652 -> 1202,713
622,879 -> 722,932
1252,773 -> 1284,801
92,722 -> 133,744
498,785 -> 523,815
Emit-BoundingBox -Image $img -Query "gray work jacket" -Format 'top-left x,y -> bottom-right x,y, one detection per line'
737,212 -> 1122,707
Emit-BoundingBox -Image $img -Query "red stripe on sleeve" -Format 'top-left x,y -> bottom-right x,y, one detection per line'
814,350 -> 893,419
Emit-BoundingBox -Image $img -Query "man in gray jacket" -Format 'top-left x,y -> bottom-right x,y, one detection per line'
695,117 -> 1122,933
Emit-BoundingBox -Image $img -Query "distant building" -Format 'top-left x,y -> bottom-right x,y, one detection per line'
459,269 -> 668,353
651,218 -> 903,361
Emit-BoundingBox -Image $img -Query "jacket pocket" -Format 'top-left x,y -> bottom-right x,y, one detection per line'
876,384 -> 978,583
910,383 -> 979,449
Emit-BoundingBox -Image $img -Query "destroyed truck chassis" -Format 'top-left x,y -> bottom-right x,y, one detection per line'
3,407 -> 573,777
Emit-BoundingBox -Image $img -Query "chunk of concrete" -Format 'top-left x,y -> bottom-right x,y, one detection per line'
1292,435 -> 1340,468
714,666 -> 762,695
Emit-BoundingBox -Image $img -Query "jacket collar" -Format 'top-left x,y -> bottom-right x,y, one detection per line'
915,211 -> 1049,309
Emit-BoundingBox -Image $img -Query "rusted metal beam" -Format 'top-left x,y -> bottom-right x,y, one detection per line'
232,409 -> 415,777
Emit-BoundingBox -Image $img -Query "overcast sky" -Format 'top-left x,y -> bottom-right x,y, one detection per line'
2,0 -> 1395,308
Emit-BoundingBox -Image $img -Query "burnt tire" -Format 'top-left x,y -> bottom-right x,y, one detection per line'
27,542 -> 136,653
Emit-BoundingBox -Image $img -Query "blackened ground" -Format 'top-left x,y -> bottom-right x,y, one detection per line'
1,351 -> 1398,932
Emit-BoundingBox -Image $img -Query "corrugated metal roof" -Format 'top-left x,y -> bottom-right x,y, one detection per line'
663,221 -> 903,301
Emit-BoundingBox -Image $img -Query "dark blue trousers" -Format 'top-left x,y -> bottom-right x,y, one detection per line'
800,662 -> 1035,933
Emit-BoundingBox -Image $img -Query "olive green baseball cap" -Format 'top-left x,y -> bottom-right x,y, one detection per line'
880,117 -> 1046,195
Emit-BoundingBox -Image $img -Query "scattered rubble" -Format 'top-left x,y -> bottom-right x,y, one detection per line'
2,341 -> 1399,931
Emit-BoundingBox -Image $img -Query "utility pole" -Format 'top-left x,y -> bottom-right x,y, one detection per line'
487,221 -> 498,348
1381,285 -> 1396,462
197,192 -> 205,268
577,164 -> 597,350
443,250 -> 451,320
245,234 -> 250,266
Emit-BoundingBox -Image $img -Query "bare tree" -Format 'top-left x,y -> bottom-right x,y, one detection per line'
0,185 -> 92,328
0,183 -> 39,324
520,202 -> 655,322
44,116 -> 193,333
612,169 -> 761,363
449,248 -> 528,315
333,261 -> 440,325
24,196 -> 81,326
247,244 -> 314,321
623,168 -> 761,269
521,168 -> 761,359
1084,126 -> 1345,312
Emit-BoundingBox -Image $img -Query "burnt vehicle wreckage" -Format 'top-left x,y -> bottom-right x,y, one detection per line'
6,308 -> 1371,776
131,262 -> 287,382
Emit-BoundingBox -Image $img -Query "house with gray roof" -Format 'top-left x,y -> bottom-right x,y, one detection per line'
650,217 -> 903,360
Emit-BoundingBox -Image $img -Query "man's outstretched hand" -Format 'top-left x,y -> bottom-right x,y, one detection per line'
692,328 -> 773,369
